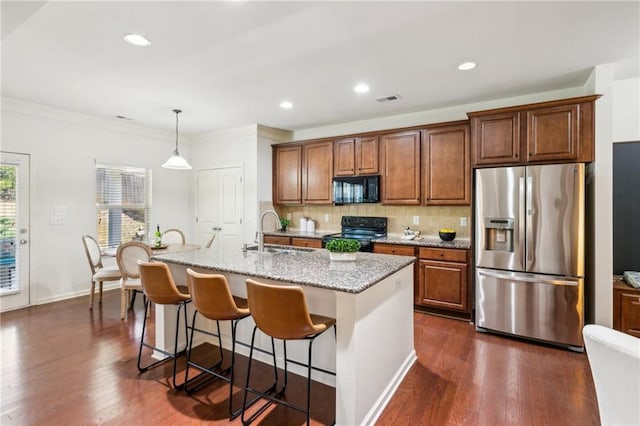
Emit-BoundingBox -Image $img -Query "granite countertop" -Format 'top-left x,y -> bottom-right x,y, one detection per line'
263,230 -> 338,239
152,246 -> 414,294
373,235 -> 471,250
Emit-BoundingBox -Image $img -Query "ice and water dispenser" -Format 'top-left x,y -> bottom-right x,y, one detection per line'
483,218 -> 515,252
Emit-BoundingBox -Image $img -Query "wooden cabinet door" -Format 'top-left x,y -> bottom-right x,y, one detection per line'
274,145 -> 302,205
418,259 -> 468,312
422,124 -> 470,205
356,136 -> 379,175
526,104 -> 579,162
472,112 -> 520,166
334,138 -> 356,176
303,141 -> 333,204
380,130 -> 421,205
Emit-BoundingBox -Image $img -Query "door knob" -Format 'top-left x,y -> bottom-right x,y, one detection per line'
212,226 -> 222,231
20,239 -> 28,245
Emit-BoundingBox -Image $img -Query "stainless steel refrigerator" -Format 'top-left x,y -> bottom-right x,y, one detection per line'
475,163 -> 585,350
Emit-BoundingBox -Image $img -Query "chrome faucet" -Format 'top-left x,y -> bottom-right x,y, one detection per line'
257,209 -> 282,252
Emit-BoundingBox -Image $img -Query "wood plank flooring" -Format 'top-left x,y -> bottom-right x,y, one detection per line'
0,289 -> 600,425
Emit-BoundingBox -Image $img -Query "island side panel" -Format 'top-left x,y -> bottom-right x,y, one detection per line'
335,264 -> 416,426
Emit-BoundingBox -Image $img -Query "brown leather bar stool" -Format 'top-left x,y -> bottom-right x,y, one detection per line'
184,268 -> 251,418
137,260 -> 191,389
242,279 -> 336,426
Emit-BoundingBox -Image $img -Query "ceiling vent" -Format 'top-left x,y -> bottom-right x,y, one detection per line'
376,94 -> 401,103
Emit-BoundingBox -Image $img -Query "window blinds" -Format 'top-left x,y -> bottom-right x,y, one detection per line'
96,164 -> 151,249
0,164 -> 17,291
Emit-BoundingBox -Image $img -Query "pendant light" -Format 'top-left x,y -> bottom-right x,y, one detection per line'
162,109 -> 192,170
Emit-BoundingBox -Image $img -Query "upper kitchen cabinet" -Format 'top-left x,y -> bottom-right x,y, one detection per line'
470,112 -> 521,166
333,136 -> 378,176
273,144 -> 302,205
303,140 -> 333,204
468,95 -> 600,167
422,122 -> 470,205
380,130 -> 421,205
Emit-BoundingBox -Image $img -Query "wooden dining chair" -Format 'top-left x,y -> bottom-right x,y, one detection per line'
162,228 -> 186,245
115,241 -> 152,320
81,235 -> 121,309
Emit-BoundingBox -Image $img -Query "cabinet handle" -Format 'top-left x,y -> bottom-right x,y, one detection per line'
515,153 -> 518,157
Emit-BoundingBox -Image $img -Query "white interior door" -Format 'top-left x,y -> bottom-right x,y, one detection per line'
196,166 -> 244,257
0,152 -> 30,312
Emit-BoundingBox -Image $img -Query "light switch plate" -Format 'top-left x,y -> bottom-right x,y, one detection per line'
460,217 -> 468,227
324,213 -> 329,222
413,216 -> 420,225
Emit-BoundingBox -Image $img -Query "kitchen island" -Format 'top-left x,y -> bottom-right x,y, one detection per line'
152,246 -> 416,426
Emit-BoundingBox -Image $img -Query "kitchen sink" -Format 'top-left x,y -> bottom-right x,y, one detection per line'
245,245 -> 314,254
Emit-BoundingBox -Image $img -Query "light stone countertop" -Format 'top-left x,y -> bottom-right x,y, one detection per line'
152,246 -> 415,294
263,230 -> 338,239
373,235 -> 471,250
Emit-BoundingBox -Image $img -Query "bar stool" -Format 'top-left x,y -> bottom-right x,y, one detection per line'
242,279 -> 336,426
137,260 -> 191,389
183,268 -> 251,418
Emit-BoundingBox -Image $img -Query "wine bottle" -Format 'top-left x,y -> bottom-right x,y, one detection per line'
155,225 -> 162,247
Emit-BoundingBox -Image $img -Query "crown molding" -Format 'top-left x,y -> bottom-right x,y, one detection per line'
1,96 -> 177,142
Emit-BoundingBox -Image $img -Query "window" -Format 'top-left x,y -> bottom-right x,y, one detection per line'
96,164 -> 151,249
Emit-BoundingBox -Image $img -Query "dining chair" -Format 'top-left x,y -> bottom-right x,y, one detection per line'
162,228 -> 186,245
81,235 -> 121,309
115,241 -> 152,320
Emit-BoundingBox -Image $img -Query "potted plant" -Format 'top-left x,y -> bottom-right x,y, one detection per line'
325,238 -> 361,261
279,217 -> 290,232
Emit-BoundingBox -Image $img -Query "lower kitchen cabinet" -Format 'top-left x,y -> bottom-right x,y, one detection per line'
373,243 -> 471,319
417,247 -> 470,318
613,277 -> 640,338
263,235 -> 291,245
291,237 -> 323,248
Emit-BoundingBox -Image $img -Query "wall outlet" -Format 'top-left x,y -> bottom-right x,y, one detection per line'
286,213 -> 292,220
460,217 -> 468,227
324,213 -> 329,222
413,216 -> 420,225
50,214 -> 65,225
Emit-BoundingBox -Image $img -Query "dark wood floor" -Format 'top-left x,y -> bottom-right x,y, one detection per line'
0,289 -> 599,425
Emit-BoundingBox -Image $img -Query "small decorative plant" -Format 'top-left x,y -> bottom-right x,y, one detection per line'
325,238 -> 361,253
279,217 -> 290,231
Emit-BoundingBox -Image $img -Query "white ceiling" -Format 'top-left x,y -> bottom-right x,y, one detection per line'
2,1 -> 639,136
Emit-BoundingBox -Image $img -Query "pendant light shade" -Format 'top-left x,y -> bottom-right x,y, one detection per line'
162,109 -> 192,170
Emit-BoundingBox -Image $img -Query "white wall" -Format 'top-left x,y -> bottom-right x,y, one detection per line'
1,98 -> 192,304
613,77 -> 640,142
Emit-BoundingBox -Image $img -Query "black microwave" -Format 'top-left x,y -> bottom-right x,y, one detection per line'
332,175 -> 380,204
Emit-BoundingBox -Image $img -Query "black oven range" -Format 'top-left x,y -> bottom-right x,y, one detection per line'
322,216 -> 387,252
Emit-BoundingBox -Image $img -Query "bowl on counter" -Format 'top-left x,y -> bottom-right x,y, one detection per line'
438,230 -> 456,241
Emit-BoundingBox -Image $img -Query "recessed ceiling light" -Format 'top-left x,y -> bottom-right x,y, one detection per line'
354,83 -> 370,93
458,62 -> 476,71
280,101 -> 293,109
123,33 -> 151,47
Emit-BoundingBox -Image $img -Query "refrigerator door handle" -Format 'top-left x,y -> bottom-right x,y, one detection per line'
478,269 -> 579,287
519,176 -> 526,268
526,175 -> 534,265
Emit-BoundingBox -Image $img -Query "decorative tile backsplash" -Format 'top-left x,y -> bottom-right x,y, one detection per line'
275,204 -> 471,239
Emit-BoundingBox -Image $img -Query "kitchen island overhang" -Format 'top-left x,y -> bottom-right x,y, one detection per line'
152,247 -> 416,426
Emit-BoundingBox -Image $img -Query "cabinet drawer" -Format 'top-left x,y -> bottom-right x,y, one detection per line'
264,236 -> 291,245
373,243 -> 415,256
620,292 -> 640,338
291,237 -> 323,248
419,247 -> 467,263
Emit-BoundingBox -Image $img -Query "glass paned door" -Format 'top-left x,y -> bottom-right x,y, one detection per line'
0,152 -> 30,311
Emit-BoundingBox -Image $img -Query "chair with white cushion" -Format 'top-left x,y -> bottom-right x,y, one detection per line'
582,324 -> 640,425
81,235 -> 121,309
162,228 -> 186,245
116,241 -> 152,320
